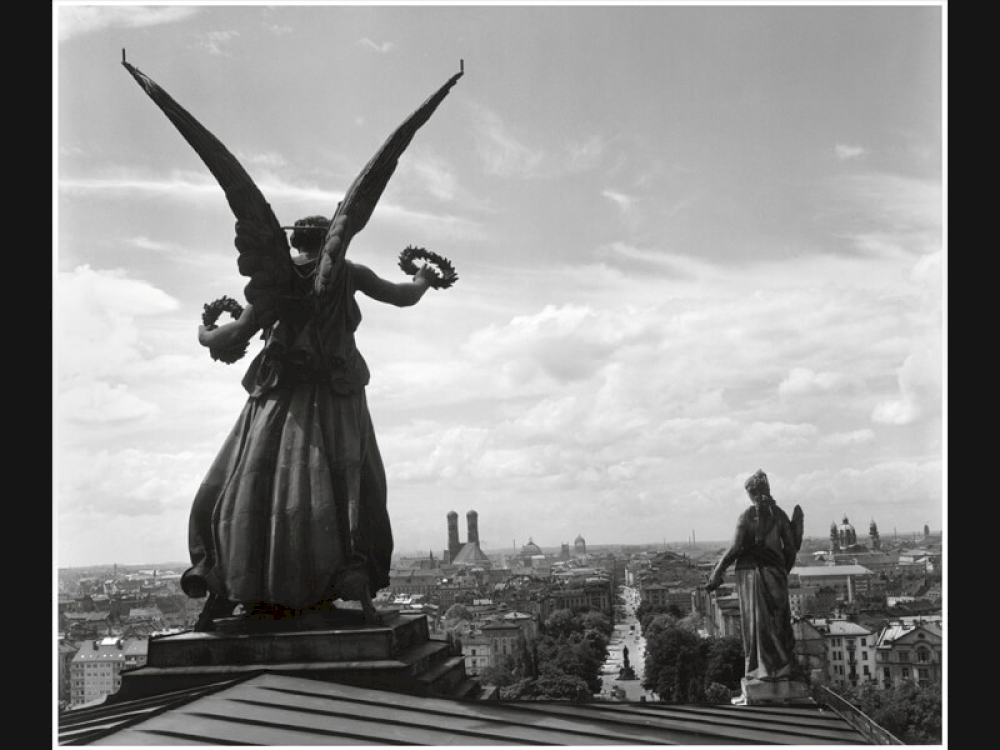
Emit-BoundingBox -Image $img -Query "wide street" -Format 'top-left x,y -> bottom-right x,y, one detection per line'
599,586 -> 656,701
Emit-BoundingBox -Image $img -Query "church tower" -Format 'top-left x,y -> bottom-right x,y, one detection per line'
869,519 -> 881,551
447,511 -> 461,563
467,510 -> 480,545
830,521 -> 840,552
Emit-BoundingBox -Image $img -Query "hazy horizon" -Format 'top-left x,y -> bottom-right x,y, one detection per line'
57,523 -> 944,573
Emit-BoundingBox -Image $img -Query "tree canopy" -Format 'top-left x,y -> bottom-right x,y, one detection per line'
642,624 -> 707,703
493,607 -> 611,701
640,614 -> 744,704
829,681 -> 942,745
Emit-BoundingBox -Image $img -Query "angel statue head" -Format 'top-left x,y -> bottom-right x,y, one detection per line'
744,469 -> 770,499
290,215 -> 331,254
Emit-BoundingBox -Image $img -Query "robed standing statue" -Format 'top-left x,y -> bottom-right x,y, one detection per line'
705,469 -> 809,705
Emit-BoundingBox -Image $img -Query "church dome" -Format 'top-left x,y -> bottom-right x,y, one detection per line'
837,516 -> 857,546
521,538 -> 542,557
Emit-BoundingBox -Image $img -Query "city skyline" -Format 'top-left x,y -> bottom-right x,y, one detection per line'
55,3 -> 945,568
59,517 -> 942,573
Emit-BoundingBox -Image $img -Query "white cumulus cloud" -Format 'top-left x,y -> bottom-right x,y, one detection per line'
57,5 -> 200,42
779,367 -> 843,397
835,143 -> 866,160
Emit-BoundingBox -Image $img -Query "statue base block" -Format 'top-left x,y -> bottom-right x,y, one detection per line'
734,677 -> 811,706
115,611 -> 486,703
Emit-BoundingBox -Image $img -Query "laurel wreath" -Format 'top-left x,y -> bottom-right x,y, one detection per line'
201,295 -> 247,364
398,246 -> 458,289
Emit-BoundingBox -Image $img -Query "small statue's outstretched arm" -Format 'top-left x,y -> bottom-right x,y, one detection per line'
705,510 -> 752,592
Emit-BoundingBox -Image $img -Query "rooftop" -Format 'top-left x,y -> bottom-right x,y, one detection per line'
480,621 -> 522,631
452,540 -> 492,566
877,620 -> 943,645
59,672 -> 871,746
792,565 -> 873,577
71,646 -> 127,663
825,620 -> 874,636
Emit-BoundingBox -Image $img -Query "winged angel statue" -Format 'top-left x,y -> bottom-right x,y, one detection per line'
704,470 -> 805,703
122,53 -> 462,629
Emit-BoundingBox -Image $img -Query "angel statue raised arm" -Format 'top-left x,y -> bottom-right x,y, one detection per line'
122,52 -> 462,630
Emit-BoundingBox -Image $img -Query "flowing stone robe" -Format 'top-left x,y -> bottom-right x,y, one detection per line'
181,260 -> 391,610
710,499 -> 798,681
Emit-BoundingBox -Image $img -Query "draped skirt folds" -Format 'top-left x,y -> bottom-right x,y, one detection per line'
181,383 -> 390,610
736,565 -> 795,681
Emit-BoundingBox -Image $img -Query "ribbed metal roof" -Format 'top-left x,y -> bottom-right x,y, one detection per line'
826,620 -> 874,636
60,672 -> 869,745
451,541 -> 492,565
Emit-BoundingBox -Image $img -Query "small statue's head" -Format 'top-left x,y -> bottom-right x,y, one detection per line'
744,469 -> 770,498
290,215 -> 331,253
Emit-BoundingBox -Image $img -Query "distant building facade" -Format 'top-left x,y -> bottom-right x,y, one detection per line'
638,581 -> 695,614
461,636 -> 493,676
538,581 -> 611,619
815,619 -> 878,688
481,621 -> 524,663
388,568 -> 442,597
69,637 -> 148,708
790,564 -> 873,604
875,621 -> 943,689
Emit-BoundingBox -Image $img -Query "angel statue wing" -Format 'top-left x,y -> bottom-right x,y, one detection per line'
122,51 -> 464,326
314,65 -> 464,297
791,504 -> 805,553
123,52 -> 292,331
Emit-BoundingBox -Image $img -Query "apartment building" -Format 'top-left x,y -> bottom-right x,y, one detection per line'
538,581 -> 611,619
461,636 -> 493,676
68,636 -> 149,708
875,620 -> 943,688
788,583 -> 826,618
69,637 -> 126,707
388,568 -> 443,597
638,582 -> 695,614
820,619 -> 878,688
481,621 -> 524,663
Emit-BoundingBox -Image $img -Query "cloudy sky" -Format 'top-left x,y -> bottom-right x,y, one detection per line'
54,2 -> 945,568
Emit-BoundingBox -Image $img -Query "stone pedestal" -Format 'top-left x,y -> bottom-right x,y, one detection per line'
115,609 -> 485,702
146,608 -> 420,667
733,677 -> 811,706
